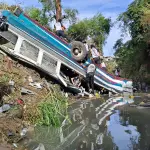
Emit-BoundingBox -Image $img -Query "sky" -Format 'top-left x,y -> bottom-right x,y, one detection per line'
3,0 -> 133,56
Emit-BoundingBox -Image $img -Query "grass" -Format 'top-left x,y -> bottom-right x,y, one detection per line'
24,85 -> 71,127
0,55 -> 70,128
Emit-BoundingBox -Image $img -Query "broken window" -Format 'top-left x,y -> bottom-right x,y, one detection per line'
20,40 -> 39,62
0,31 -> 18,50
41,53 -> 57,73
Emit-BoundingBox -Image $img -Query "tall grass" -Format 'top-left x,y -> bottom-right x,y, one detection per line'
25,85 -> 71,127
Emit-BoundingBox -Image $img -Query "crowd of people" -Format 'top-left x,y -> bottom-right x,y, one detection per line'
71,43 -> 106,97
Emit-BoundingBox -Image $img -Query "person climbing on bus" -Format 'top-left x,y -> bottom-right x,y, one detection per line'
83,41 -> 90,60
90,45 -> 101,65
54,19 -> 66,39
86,63 -> 96,97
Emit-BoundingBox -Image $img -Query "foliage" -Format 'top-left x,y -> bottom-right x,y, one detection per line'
25,7 -> 49,27
67,20 -> 89,41
118,0 -> 150,41
105,60 -> 117,74
0,2 -> 18,12
68,14 -> 111,49
25,85 -> 70,127
114,38 -> 149,81
64,8 -> 79,24
114,0 -> 150,82
38,0 -> 78,25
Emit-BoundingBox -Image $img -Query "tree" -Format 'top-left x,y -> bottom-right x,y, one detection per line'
0,2 -> 18,12
39,0 -> 78,25
114,0 -> 150,82
25,7 -> 49,27
68,14 -> 111,50
64,8 -> 79,24
55,0 -> 62,21
67,20 -> 89,41
118,0 -> 150,42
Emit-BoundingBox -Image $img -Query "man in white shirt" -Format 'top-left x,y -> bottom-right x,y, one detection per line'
54,19 -> 66,39
90,45 -> 101,64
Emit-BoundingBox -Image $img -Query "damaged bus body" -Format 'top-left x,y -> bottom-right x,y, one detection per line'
0,8 -> 133,94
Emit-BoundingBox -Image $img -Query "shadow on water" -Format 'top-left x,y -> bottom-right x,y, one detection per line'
30,96 -> 150,150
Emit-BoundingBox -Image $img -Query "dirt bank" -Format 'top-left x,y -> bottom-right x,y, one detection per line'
0,51 -> 68,149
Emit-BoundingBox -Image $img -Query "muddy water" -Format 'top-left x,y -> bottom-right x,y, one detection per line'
30,96 -> 150,150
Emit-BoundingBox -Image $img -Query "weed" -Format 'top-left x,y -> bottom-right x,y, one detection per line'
24,85 -> 71,127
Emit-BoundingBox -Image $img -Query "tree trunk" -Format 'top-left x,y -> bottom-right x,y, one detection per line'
55,0 -> 62,21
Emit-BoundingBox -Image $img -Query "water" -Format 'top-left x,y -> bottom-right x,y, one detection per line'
28,96 -> 150,150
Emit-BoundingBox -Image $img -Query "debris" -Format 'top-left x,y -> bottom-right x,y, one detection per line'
109,91 -> 112,97
29,82 -> 42,89
17,99 -> 24,105
21,87 -> 35,95
0,104 -> 11,113
96,133 -> 104,145
129,95 -> 134,99
89,94 -> 94,98
20,128 -> 27,137
9,80 -> 15,92
139,101 -> 145,105
9,80 -> 15,86
28,76 -> 33,83
7,130 -> 14,137
0,84 -> 12,106
91,123 -> 99,130
65,93 -> 68,98
95,93 -> 100,98
13,143 -> 17,148
34,143 -> 45,150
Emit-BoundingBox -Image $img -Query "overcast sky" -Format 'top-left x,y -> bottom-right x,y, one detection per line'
4,0 -> 133,56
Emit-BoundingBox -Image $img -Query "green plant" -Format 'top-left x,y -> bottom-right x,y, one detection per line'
25,85 -> 71,127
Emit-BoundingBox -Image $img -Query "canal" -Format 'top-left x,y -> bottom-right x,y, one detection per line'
27,96 -> 150,150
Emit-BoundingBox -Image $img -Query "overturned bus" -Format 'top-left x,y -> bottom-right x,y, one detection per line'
0,8 -> 133,94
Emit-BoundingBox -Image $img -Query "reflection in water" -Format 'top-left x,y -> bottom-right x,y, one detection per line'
31,96 -> 150,150
108,110 -> 140,150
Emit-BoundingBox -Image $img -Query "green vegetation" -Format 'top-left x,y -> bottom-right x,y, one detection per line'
114,0 -> 150,82
34,0 -> 78,25
68,14 -> 112,50
25,7 -> 49,27
105,60 -> 117,74
25,85 -> 70,127
0,2 -> 17,11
